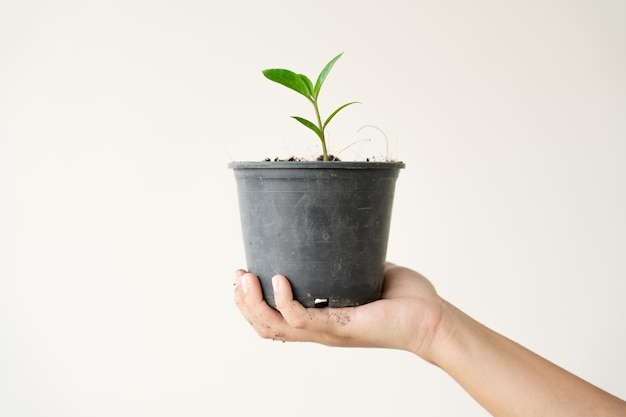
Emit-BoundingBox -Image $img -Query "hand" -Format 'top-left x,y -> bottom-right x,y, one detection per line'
234,262 -> 626,417
233,262 -> 448,362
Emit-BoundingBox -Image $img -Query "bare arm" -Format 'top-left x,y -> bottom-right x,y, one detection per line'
233,263 -> 626,417
432,300 -> 626,416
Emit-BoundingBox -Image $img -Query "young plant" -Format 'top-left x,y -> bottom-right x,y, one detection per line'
262,52 -> 359,161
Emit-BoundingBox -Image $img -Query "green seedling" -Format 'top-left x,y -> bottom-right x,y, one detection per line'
262,52 -> 359,161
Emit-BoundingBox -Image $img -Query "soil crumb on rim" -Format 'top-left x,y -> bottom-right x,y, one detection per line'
263,155 -> 341,162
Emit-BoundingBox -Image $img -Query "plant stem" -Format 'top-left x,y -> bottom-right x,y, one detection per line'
312,99 -> 329,161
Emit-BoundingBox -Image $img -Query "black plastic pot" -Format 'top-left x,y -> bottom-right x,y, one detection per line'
229,161 -> 404,308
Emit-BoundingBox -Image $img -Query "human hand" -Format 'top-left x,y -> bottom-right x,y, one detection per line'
233,262 -> 449,362
234,263 -> 626,417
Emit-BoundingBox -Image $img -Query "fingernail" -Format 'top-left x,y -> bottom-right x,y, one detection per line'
272,275 -> 281,292
241,274 -> 250,295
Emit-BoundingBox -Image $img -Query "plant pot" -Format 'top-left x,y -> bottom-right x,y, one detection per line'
229,161 -> 404,308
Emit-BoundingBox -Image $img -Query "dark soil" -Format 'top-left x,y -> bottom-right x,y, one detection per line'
263,155 -> 341,162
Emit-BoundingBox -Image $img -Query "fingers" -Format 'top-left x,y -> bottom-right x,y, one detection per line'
272,274 -> 312,329
272,274 -> 363,346
233,270 -> 288,340
234,270 -> 359,346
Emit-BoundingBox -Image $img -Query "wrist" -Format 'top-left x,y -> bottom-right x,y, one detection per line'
418,298 -> 467,367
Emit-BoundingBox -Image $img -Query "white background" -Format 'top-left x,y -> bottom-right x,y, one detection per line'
1,1 -> 624,416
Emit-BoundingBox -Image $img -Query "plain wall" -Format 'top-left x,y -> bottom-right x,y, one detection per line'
1,1 -> 624,416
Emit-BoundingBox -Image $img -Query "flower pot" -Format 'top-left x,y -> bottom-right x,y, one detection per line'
229,161 -> 404,308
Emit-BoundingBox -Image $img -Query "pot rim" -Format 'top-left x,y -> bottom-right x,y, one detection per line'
228,160 -> 405,170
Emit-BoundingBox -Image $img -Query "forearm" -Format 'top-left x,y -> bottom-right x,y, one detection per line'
429,301 -> 626,417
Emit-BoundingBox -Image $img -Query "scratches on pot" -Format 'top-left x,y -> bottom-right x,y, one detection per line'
294,193 -> 307,207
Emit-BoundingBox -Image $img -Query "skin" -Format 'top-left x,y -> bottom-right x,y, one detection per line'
233,262 -> 626,417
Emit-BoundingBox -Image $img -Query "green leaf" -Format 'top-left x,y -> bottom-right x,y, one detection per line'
313,52 -> 343,99
291,116 -> 322,139
299,74 -> 314,96
263,69 -> 311,98
323,101 -> 360,128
